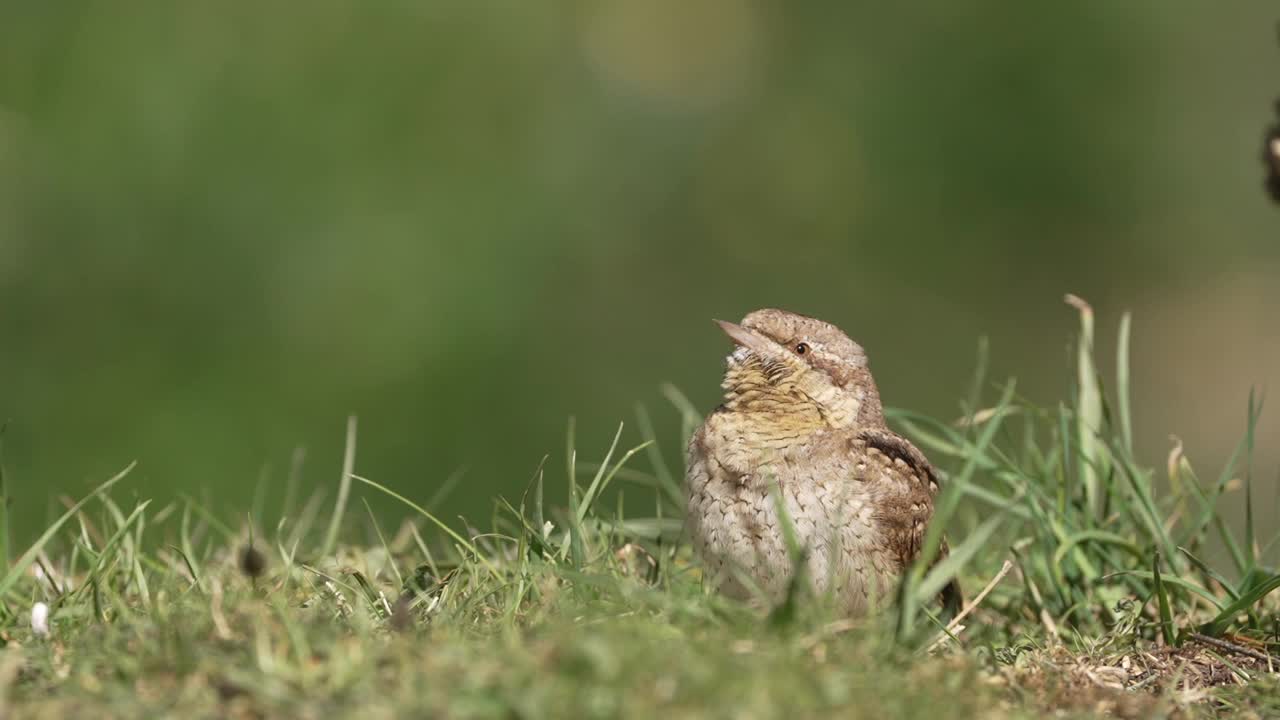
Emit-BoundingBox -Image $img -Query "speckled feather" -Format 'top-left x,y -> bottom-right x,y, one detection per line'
686,308 -> 960,615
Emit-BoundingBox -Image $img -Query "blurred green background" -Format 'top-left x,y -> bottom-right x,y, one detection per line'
1,1 -> 1277,542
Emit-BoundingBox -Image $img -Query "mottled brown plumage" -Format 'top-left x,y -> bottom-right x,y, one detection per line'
685,308 -> 960,615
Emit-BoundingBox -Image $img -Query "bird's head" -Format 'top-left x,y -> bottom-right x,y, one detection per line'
715,308 -> 882,428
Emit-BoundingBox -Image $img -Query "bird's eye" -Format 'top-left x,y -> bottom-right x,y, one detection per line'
795,342 -> 810,355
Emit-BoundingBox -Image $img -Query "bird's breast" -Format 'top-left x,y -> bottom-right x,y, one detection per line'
697,410 -> 831,480
685,417 -> 893,613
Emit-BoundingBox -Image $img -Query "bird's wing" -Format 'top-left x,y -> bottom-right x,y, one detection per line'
857,427 -> 940,496
857,427 -> 962,615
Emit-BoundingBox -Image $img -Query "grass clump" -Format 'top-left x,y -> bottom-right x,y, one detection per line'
0,297 -> 1276,718
896,298 -> 1280,648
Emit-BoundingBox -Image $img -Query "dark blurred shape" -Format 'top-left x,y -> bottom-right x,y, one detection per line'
1267,101 -> 1280,204
238,543 -> 265,581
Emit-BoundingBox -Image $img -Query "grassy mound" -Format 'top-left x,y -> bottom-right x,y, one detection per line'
0,298 -> 1276,718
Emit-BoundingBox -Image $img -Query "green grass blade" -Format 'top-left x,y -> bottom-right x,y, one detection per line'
1152,552 -> 1176,646
660,383 -> 702,449
564,417 -> 586,567
1243,389 -> 1261,569
320,415 -> 358,558
1051,530 -> 1142,572
1177,546 -> 1240,602
596,517 -> 682,541
1116,312 -> 1134,456
634,403 -> 683,509
426,467 -> 467,514
166,543 -> 203,593
1115,458 -> 1178,565
915,380 -> 1016,573
576,423 -> 624,525
1198,572 -> 1280,637
1194,423 -> 1253,576
179,502 -> 204,586
362,497 -> 403,588
579,441 -> 653,526
533,457 -> 546,538
1112,571 -> 1223,609
178,493 -> 237,542
1057,402 -> 1074,515
1066,294 -> 1104,520
889,414 -> 997,469
955,483 -> 1030,519
960,336 -> 990,434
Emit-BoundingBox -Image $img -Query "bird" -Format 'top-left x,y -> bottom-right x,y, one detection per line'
685,308 -> 961,616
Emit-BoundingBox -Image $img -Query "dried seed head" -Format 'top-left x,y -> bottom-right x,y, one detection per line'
31,602 -> 49,637
238,544 -> 266,580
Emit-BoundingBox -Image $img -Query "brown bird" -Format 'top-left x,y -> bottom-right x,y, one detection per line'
685,308 -> 961,615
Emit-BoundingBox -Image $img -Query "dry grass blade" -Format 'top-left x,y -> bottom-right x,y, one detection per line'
925,559 -> 1015,653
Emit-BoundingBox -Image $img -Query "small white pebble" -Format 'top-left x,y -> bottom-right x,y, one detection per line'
31,602 -> 50,637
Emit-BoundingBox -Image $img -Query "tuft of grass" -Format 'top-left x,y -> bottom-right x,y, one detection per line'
0,300 -> 1275,717
891,297 -> 1280,655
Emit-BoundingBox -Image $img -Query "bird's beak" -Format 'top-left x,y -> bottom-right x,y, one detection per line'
714,319 -> 775,355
